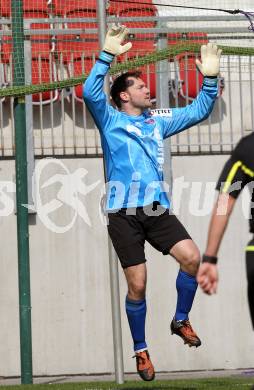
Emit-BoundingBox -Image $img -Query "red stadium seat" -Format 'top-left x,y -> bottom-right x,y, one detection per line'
67,10 -> 97,30
168,32 -> 208,53
185,32 -> 208,45
108,0 -> 157,28
29,16 -> 52,56
0,0 -> 57,103
31,42 -> 58,104
73,38 -> 99,101
72,39 -> 98,102
0,0 -> 10,17
0,2 -> 50,62
0,0 -> 48,17
53,0 -> 97,29
31,56 -> 58,104
0,29 -> 7,101
175,33 -> 223,101
177,53 -> 224,100
1,36 -> 12,64
28,13 -> 58,104
1,35 -> 13,100
120,0 -> 154,5
168,33 -> 184,46
24,0 -> 48,13
167,32 -> 208,100
1,33 -> 52,64
109,0 -> 154,14
127,35 -> 156,57
54,0 -> 98,94
57,34 -> 98,101
72,57 -> 94,101
177,54 -> 203,100
57,34 -> 98,63
1,29 -> 58,103
119,7 -> 157,28
53,0 -> 97,15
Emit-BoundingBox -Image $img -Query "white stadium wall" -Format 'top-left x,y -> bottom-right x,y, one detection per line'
0,155 -> 253,376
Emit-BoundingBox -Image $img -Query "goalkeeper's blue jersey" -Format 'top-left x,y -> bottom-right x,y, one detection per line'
84,53 -> 218,211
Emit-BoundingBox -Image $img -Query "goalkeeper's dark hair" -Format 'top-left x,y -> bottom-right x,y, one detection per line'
110,71 -> 142,108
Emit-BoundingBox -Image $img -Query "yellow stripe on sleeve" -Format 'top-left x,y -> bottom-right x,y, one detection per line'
222,161 -> 242,193
241,163 -> 254,178
246,246 -> 254,252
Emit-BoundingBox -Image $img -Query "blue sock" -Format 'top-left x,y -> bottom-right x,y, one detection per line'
125,296 -> 147,352
175,270 -> 198,321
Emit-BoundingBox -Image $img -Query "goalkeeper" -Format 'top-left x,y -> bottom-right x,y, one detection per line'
84,25 -> 221,381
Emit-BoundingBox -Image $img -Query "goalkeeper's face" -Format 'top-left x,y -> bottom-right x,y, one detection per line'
121,77 -> 152,110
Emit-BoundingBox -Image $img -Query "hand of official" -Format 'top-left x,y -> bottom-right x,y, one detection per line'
196,43 -> 222,77
197,263 -> 219,295
103,24 -> 132,56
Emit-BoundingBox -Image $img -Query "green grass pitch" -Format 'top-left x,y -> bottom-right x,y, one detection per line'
1,377 -> 254,390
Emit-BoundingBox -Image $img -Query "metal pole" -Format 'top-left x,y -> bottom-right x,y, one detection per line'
24,21 -> 36,211
97,0 -> 110,96
12,0 -> 33,384
156,32 -> 173,196
97,0 -> 124,384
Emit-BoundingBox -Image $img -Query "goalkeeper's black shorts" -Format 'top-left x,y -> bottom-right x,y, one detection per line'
107,202 -> 191,269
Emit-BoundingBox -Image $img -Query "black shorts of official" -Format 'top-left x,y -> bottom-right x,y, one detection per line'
107,202 -> 191,269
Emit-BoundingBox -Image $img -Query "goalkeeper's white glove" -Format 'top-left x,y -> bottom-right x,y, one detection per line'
103,24 -> 132,56
196,43 -> 222,77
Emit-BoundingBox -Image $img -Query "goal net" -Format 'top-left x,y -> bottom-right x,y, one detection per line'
0,0 -> 253,100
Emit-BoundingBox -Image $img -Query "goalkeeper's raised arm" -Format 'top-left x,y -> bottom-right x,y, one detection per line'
161,42 -> 222,138
83,25 -> 132,132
